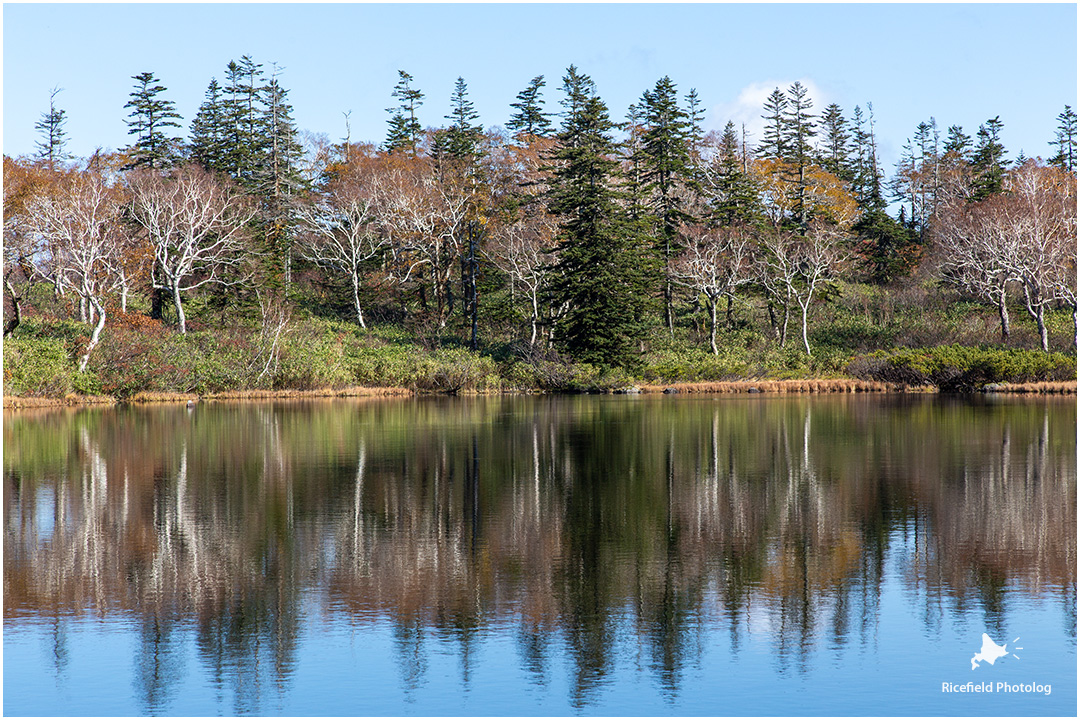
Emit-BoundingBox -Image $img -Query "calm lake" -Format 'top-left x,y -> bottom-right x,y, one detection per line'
3,394 -> 1076,716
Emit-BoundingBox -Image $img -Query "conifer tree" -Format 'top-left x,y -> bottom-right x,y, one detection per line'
817,103 -> 851,181
123,71 -> 182,170
943,124 -> 973,160
707,121 -> 760,226
545,86 -> 652,368
1048,105 -> 1076,172
850,104 -> 885,211
189,78 -> 229,174
507,75 -> 552,138
639,75 -> 694,333
558,65 -> 596,124
435,76 -> 484,162
758,88 -> 787,160
35,87 -> 70,170
385,70 -> 424,156
972,116 -> 1008,200
684,87 -> 706,163
782,81 -> 817,228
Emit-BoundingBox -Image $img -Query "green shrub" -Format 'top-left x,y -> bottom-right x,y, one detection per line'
848,345 -> 1076,391
3,334 -> 81,396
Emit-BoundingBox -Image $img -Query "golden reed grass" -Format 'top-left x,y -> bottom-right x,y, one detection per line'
637,379 -> 905,394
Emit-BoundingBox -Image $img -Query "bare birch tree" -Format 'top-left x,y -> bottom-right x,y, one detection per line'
127,164 -> 255,333
23,172 -> 125,370
673,224 -> 755,354
295,162 -> 390,328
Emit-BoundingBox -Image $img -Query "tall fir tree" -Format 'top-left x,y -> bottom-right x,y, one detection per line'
434,76 -> 483,163
708,121 -> 760,226
943,124 -> 973,160
972,116 -> 1008,200
639,75 -> 694,333
263,70 -> 305,290
507,75 -> 552,138
189,78 -> 229,174
1048,105 -> 1076,172
558,65 -> 596,125
684,87 -> 706,164
850,104 -> 885,211
782,81 -> 817,228
758,87 -> 787,160
817,103 -> 852,181
545,87 -> 653,368
385,70 -> 424,155
122,71 -> 182,170
35,87 -> 70,170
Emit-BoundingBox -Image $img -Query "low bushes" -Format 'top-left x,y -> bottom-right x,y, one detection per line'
848,345 -> 1076,392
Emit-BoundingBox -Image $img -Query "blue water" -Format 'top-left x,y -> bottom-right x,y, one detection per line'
3,396 -> 1076,716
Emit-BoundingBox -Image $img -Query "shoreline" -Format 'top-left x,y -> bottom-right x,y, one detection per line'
3,379 -> 1075,409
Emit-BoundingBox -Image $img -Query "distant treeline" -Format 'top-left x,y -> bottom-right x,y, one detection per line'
2,59 -> 1076,396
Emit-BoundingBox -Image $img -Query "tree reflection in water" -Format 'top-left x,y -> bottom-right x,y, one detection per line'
4,395 -> 1075,711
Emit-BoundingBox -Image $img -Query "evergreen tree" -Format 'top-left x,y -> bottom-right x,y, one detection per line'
434,76 -> 483,162
122,71 -> 182,170
385,70 -> 424,155
972,116 -> 1008,200
1048,105 -> 1076,172
35,87 -> 70,170
708,121 -> 760,226
852,209 -> 921,284
263,71 -> 305,289
189,78 -> 229,174
817,103 -> 851,181
684,87 -> 706,163
850,104 -> 885,211
507,75 -> 552,138
758,87 -> 787,160
545,89 -> 652,368
623,101 -> 649,222
943,124 -> 972,160
558,65 -> 596,123
782,81 -> 817,227
639,75 -> 694,333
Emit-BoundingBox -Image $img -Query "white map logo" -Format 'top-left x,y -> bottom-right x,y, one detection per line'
971,633 -> 1023,670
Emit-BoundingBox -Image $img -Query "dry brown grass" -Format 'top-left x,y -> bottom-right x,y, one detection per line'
990,381 -> 1077,394
205,386 -> 412,400
3,394 -> 117,409
637,379 -> 907,394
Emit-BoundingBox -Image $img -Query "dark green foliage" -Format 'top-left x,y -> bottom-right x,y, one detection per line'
189,78 -> 229,174
818,103 -> 852,181
972,116 -> 1008,200
507,75 -> 552,138
34,88 -> 69,169
1048,105 -> 1076,172
943,124 -> 973,160
850,104 -> 885,212
545,84 -> 655,369
123,71 -> 183,170
638,76 -> 695,330
849,345 -> 1076,391
706,121 -> 760,226
385,70 -> 424,155
433,76 -> 483,163
758,87 -> 787,160
852,209 -> 921,284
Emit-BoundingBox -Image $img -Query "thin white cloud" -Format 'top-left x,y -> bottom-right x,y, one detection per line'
708,79 -> 829,150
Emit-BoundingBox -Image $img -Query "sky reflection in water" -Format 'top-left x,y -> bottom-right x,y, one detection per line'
3,395 -> 1076,715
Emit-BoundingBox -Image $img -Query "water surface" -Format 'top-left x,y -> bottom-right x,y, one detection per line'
4,394 -> 1076,715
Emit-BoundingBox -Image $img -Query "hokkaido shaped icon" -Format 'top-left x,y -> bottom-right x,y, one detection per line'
971,633 -> 1023,670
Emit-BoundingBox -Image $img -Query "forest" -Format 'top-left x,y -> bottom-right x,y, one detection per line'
3,59 -> 1077,398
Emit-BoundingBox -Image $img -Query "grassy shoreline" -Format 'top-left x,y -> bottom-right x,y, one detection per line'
5,379 -> 1074,410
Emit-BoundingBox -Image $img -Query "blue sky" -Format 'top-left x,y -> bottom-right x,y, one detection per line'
3,3 -> 1077,175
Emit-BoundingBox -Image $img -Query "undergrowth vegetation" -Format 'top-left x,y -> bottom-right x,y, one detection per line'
4,279 -> 1076,398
